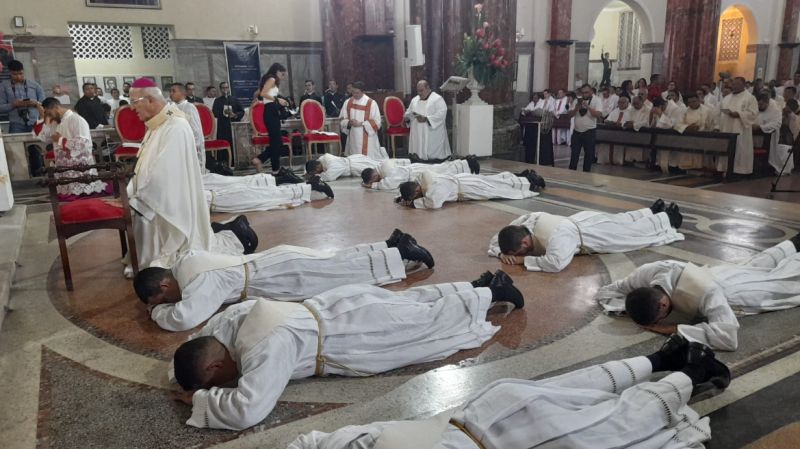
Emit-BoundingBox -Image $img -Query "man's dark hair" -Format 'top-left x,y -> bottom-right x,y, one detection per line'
123,82 -> 131,87
8,59 -> 23,72
652,96 -> 666,108
650,74 -> 660,82
734,76 -> 746,83
102,103 -> 111,113
618,93 -> 631,101
185,82 -> 195,88
786,86 -> 797,95
756,93 -> 770,103
361,167 -> 376,184
497,225 -> 531,255
685,92 -> 699,101
305,79 -> 314,84
170,82 -> 186,91
305,159 -> 322,174
132,267 -> 170,304
580,83 -> 592,90
398,181 -> 419,202
352,81 -> 366,91
219,81 -> 229,89
119,99 -> 129,106
82,82 -> 94,91
789,99 -> 800,113
41,97 -> 61,110
625,287 -> 664,325
173,337 -> 217,390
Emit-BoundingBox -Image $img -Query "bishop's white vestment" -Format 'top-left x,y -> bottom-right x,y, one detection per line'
405,91 -> 451,160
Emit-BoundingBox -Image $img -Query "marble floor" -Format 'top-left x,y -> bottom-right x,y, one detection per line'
2,158 -> 800,448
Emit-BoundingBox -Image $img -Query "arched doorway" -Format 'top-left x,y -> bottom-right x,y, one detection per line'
587,0 -> 651,87
714,5 -> 758,79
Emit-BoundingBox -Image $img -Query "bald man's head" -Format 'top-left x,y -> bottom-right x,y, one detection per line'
417,80 -> 432,99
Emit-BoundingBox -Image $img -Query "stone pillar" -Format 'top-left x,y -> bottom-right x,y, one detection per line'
662,0 -> 720,88
547,0 -> 573,90
777,0 -> 800,81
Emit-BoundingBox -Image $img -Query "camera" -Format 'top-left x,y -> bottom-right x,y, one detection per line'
18,105 -> 30,124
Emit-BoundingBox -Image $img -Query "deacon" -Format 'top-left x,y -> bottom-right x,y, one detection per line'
33,97 -> 107,198
596,235 -> 800,351
170,269 -> 525,430
339,81 -> 383,159
719,76 -> 758,174
201,167 -> 303,191
288,337 -> 730,449
117,78 -> 254,270
361,156 -> 479,191
205,176 -> 334,214
305,152 -> 397,182
397,170 -> 545,210
170,82 -> 206,172
490,199 -> 684,273
135,229 -> 434,331
405,80 -> 451,160
753,93 -> 793,175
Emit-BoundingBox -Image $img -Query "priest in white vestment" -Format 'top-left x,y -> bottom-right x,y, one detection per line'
596,237 -> 800,351
405,80 -> 451,160
170,270 -> 526,430
306,152 -> 396,182
660,94 -> 715,170
754,93 -> 794,175
288,341 -> 730,449
170,83 -> 206,172
120,79 -> 244,270
489,200 -> 684,273
33,98 -> 107,198
616,95 -> 653,163
135,230 -> 434,331
596,95 -> 632,165
552,90 -> 571,145
339,81 -> 383,159
599,86 -> 619,118
718,77 -> 759,174
361,157 -> 475,191
398,171 -> 541,210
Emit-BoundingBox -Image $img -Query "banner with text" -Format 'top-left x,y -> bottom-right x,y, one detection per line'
223,42 -> 261,108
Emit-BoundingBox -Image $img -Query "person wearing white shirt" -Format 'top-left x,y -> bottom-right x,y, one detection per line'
596,95 -> 632,165
523,92 -> 544,113
754,93 -> 794,175
541,88 -> 556,112
106,88 -> 123,113
567,84 -> 604,171
599,86 -> 618,118
51,85 -> 71,106
552,89 -> 571,145
169,82 -> 206,172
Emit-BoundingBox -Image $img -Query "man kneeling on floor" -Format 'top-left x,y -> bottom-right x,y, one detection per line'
288,335 -> 729,448
134,229 -> 434,331
490,199 -> 684,272
170,270 -> 524,430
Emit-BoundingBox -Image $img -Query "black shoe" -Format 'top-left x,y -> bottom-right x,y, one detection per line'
275,167 -> 304,184
790,232 -> 800,252
488,269 -> 524,309
525,172 -> 546,191
466,155 -> 480,174
666,203 -> 683,229
396,234 -> 434,268
386,228 -> 404,248
650,334 -> 689,372
409,153 -> 422,163
471,270 -> 494,288
308,176 -> 334,198
650,198 -> 666,214
683,343 -> 731,396
220,215 -> 259,255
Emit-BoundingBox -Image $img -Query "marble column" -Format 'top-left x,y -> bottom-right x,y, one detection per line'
481,0 -> 517,105
777,0 -> 800,81
547,0 -> 573,90
408,0 -> 471,92
662,0 -> 720,88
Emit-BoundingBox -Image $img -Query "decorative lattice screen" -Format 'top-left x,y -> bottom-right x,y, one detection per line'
68,24 -> 133,59
617,12 -> 641,70
719,18 -> 743,61
141,26 -> 171,59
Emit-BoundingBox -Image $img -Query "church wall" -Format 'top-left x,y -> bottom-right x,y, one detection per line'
718,0 -> 785,82
571,0 -> 666,44
514,0 -> 551,92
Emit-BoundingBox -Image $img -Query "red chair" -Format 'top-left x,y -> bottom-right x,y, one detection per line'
45,162 -> 138,291
300,99 -> 341,161
383,96 -> 410,158
113,106 -> 146,162
196,103 -> 234,168
250,102 -> 293,167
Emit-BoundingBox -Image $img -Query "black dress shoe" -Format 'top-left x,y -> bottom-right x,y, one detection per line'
683,342 -> 731,396
386,228 -> 404,248
666,203 -> 683,229
308,177 -> 334,198
409,153 -> 422,163
275,167 -> 304,184
227,215 -> 259,254
466,155 -> 480,174
655,334 -> 689,372
526,172 -> 546,191
790,232 -> 800,252
650,198 -> 666,214
488,269 -> 524,309
471,270 -> 494,288
396,234 -> 434,268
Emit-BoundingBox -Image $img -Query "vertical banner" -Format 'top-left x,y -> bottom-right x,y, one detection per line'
223,42 -> 261,108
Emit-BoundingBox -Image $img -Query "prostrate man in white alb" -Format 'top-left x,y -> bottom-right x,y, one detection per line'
170,269 -> 525,430
718,76 -> 759,174
203,170 -> 334,214
753,92 -> 794,175
304,152 -> 398,182
405,80 -> 451,161
360,155 -> 479,191
134,229 -> 434,331
288,337 -> 730,449
397,170 -> 545,210
596,235 -> 800,351
339,81 -> 384,159
490,199 -> 684,273
169,82 -> 206,172
113,78 -> 256,270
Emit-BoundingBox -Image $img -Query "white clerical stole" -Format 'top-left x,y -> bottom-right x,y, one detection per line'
671,263 -> 714,318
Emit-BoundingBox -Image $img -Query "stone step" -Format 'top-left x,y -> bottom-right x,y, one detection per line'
0,205 -> 27,330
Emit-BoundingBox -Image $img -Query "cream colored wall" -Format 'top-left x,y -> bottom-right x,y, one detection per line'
0,0 -> 321,41
590,9 -> 621,60
715,6 -> 755,79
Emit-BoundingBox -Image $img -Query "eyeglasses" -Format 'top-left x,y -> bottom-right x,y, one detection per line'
130,96 -> 149,105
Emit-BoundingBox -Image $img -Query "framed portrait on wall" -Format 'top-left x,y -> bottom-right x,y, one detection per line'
122,76 -> 135,85
82,76 -> 97,85
86,0 -> 161,9
103,76 -> 118,91
161,76 -> 173,90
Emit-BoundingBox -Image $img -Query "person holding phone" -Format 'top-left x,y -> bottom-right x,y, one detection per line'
0,59 -> 46,133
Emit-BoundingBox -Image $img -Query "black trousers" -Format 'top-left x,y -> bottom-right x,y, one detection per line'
569,129 -> 596,172
257,102 -> 284,171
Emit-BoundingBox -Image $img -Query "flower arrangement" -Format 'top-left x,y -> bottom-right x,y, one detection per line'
454,3 -> 510,87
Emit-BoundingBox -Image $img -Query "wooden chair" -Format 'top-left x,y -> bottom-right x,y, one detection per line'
196,103 -> 235,168
250,102 -> 293,167
45,162 -> 138,291
300,99 -> 341,161
383,96 -> 411,158
113,106 -> 146,162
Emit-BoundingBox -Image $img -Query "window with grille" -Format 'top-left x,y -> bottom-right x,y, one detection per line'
68,24 -> 133,59
141,26 -> 171,59
617,12 -> 641,70
719,18 -> 743,61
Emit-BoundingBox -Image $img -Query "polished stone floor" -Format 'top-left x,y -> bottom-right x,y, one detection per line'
2,158 -> 800,448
